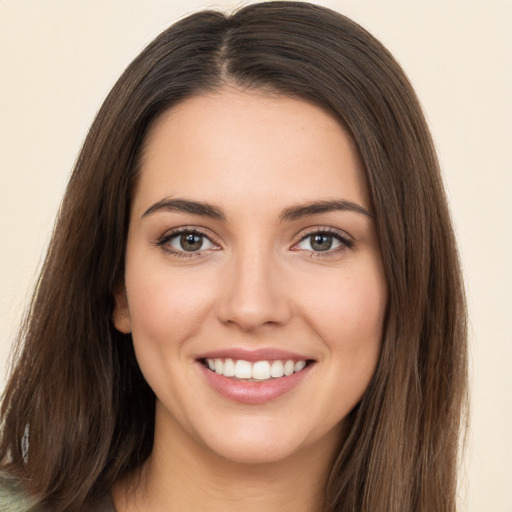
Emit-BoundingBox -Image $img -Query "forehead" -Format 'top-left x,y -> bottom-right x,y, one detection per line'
134,88 -> 368,217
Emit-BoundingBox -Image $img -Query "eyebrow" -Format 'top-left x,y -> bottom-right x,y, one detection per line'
279,200 -> 372,221
142,198 -> 225,220
142,197 -> 372,221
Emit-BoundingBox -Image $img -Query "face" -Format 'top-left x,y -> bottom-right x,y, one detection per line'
114,88 -> 387,466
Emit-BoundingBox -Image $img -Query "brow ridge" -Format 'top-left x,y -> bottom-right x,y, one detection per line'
279,200 -> 372,222
142,197 -> 372,221
142,198 -> 225,220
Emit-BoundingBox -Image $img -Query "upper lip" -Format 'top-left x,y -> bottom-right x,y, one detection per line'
195,347 -> 314,363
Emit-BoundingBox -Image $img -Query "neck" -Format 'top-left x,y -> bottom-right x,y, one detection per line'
113,407 -> 340,512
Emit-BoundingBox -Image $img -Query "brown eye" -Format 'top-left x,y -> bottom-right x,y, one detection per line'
179,233 -> 204,251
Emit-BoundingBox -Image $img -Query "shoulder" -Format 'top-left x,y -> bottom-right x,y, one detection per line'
0,473 -> 45,512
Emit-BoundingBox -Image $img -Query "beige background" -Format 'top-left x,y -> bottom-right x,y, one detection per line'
1,0 -> 511,510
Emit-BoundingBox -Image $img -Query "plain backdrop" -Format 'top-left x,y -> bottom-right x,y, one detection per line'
1,1 -> 511,510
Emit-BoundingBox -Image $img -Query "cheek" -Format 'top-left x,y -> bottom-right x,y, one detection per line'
123,263 -> 220,409
322,272 -> 386,409
124,263 -> 217,345
300,260 -> 387,400
338,274 -> 386,386
340,275 -> 387,341
304,264 -> 386,345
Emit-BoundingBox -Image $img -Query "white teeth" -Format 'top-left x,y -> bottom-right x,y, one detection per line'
252,361 -> 271,380
234,360 -> 252,379
223,358 -> 235,377
270,360 -> 284,378
294,360 -> 306,372
284,360 -> 295,376
206,358 -> 309,380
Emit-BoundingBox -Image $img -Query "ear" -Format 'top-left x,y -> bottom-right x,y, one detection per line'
112,282 -> 132,334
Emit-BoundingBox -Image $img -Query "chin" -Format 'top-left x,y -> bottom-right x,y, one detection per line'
190,413 -> 342,468
206,436 -> 308,466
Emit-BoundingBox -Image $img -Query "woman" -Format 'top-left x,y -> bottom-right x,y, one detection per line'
0,2 -> 467,511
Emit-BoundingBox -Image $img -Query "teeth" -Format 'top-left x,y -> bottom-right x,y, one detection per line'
284,360 -> 295,376
270,360 -> 284,378
252,361 -> 271,380
223,358 -> 235,377
214,359 -> 223,374
234,360 -> 252,379
205,358 -> 309,380
294,360 -> 306,372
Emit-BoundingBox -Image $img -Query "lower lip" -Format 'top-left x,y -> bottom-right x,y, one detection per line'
198,362 -> 314,405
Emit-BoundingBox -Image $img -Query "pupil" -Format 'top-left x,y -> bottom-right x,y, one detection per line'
311,234 -> 332,251
180,233 -> 202,251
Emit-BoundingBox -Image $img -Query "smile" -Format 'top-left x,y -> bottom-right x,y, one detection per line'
197,353 -> 316,404
203,358 -> 309,381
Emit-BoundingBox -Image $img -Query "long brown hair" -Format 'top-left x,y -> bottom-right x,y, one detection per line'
1,2 -> 467,510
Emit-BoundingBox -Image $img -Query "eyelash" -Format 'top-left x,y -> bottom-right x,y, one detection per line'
155,226 -> 353,259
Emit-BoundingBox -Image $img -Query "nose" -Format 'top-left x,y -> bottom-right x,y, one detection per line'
216,247 -> 292,332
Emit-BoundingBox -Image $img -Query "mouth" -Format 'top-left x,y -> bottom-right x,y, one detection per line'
199,357 -> 315,382
195,348 -> 316,404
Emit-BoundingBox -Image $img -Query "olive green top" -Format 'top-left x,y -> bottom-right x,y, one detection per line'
0,475 -> 115,511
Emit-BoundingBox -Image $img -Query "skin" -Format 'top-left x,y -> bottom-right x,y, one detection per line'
112,87 -> 387,511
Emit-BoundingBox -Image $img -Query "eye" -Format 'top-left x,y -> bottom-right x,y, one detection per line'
156,228 -> 220,256
292,228 -> 353,255
170,232 -> 213,252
